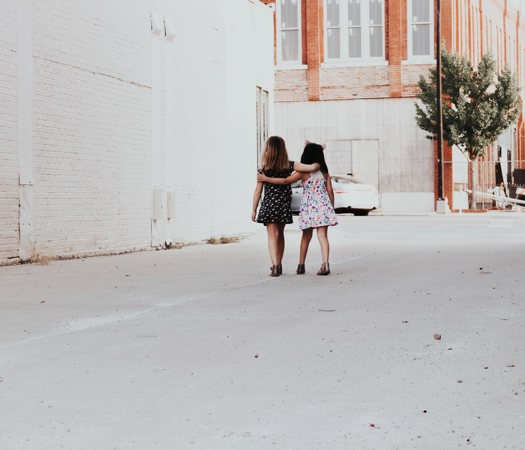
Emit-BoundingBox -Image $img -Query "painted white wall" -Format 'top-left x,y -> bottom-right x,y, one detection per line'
151,0 -> 274,242
274,98 -> 435,212
30,0 -> 152,258
158,0 -> 274,242
0,0 -> 19,262
0,0 -> 274,263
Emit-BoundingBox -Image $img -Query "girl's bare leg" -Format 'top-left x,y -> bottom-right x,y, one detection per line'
299,228 -> 313,265
316,226 -> 330,263
276,223 -> 286,267
266,224 -> 280,267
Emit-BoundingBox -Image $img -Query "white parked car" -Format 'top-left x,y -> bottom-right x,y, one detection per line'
291,174 -> 379,216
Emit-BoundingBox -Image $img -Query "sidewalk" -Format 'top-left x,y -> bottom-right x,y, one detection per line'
1,214 -> 524,450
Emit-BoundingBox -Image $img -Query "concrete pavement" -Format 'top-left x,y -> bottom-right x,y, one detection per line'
1,213 -> 525,450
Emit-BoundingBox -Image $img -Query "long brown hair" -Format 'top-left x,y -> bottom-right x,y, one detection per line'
260,136 -> 290,172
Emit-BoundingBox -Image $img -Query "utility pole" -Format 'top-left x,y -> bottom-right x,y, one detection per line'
436,0 -> 448,213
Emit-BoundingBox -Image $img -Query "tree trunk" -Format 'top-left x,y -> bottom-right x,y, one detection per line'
469,157 -> 478,209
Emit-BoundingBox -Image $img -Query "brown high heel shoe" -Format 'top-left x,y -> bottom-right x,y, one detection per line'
317,262 -> 330,275
296,264 -> 305,275
270,265 -> 280,277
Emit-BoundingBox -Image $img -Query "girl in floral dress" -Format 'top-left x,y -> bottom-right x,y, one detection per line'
257,141 -> 337,275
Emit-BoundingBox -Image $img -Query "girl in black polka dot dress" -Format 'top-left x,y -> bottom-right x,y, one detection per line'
252,136 -> 319,277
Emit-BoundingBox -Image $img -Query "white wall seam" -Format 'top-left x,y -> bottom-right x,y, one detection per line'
18,0 -> 34,261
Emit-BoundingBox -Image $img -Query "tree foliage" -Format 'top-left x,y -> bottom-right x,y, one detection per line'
415,47 -> 521,161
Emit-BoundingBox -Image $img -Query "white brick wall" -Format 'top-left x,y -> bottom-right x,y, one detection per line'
30,0 -> 152,257
32,57 -> 152,255
0,0 -> 19,263
0,0 -> 274,263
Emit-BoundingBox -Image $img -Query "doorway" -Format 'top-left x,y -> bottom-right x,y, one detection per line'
325,139 -> 379,189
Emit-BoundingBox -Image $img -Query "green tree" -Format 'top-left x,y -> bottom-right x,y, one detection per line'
415,47 -> 521,209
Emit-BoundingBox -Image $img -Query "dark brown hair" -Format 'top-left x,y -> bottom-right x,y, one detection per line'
300,142 -> 328,173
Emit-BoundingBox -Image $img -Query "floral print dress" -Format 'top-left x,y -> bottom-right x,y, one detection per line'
257,161 -> 295,225
298,170 -> 338,230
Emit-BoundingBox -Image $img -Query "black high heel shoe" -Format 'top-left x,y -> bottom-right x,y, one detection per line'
296,264 -> 305,275
270,265 -> 280,277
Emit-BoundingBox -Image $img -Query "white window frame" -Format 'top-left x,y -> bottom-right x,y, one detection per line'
323,0 -> 386,65
472,5 -> 480,66
276,0 -> 303,67
407,0 -> 435,63
256,86 -> 269,164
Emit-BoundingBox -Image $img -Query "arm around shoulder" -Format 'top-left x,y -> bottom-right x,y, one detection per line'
258,171 -> 302,185
293,161 -> 320,173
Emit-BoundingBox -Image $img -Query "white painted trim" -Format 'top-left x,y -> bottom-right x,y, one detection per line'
18,0 -> 32,186
19,185 -> 34,261
18,0 -> 34,261
164,18 -> 175,245
151,26 -> 162,189
402,58 -> 436,65
275,64 -> 308,70
151,15 -> 163,247
321,60 -> 388,68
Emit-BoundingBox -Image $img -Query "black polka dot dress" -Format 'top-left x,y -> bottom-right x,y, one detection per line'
257,161 -> 294,225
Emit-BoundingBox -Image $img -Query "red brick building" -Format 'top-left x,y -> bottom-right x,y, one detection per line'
261,0 -> 525,212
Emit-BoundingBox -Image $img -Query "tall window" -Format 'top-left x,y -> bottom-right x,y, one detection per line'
325,0 -> 385,62
256,87 -> 269,164
277,0 -> 302,64
472,6 -> 479,66
409,0 -> 434,59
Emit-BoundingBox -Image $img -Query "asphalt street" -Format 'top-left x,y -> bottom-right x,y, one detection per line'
1,212 -> 524,450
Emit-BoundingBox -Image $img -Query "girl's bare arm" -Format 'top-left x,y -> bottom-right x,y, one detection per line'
325,173 -> 335,206
294,162 -> 320,172
252,181 -> 263,221
257,171 -> 302,185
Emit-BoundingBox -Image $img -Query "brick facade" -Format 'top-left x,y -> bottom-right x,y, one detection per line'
266,0 -> 525,211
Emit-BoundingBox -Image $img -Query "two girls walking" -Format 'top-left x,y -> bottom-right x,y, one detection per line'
252,137 -> 337,276
251,136 -> 319,277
